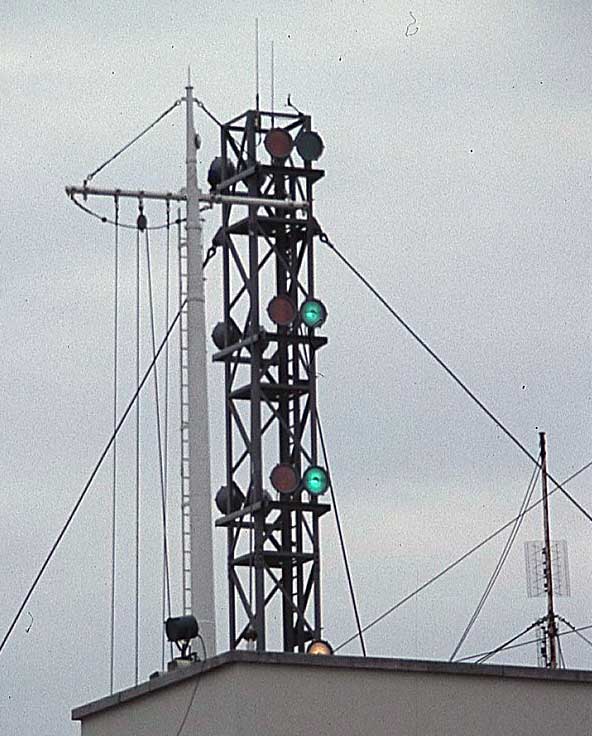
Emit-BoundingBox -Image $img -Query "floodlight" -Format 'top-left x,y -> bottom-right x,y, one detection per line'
264,128 -> 293,159
267,295 -> 297,327
306,639 -> 334,655
270,463 -> 300,494
303,466 -> 329,496
165,615 -> 199,659
295,131 -> 325,162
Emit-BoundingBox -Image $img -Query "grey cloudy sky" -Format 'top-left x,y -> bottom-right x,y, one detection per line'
2,1 -> 592,733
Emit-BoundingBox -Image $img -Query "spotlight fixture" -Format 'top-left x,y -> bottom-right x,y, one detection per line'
165,615 -> 199,659
306,639 -> 334,656
270,463 -> 300,494
264,128 -> 293,159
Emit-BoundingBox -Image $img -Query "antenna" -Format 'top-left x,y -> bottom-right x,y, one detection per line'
540,432 -> 558,668
524,432 -> 571,668
271,40 -> 275,117
255,18 -> 260,111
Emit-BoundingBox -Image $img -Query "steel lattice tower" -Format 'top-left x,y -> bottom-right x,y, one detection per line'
212,108 -> 330,652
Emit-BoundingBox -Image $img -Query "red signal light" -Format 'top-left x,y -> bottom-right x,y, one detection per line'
267,295 -> 297,326
270,463 -> 300,494
264,128 -> 293,159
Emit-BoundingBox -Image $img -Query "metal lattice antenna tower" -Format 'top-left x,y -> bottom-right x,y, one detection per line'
211,107 -> 330,652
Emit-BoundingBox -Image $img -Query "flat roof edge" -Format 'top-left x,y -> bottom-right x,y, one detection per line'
72,651 -> 592,721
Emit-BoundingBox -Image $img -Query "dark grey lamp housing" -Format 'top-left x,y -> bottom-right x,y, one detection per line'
165,615 -> 199,660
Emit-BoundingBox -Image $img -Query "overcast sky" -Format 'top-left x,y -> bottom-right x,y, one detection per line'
2,1 -> 592,734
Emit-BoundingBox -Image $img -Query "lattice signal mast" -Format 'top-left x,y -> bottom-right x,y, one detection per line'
209,108 -> 331,652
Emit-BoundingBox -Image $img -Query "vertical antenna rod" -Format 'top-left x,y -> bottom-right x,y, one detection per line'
255,18 -> 260,110
271,40 -> 275,116
185,71 -> 217,656
539,431 -> 557,668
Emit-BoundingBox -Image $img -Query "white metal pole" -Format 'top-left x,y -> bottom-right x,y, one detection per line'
185,71 -> 216,656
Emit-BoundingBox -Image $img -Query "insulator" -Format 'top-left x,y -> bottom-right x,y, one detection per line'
137,212 -> 147,231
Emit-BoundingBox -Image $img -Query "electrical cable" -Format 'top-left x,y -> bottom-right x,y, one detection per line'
334,457 -> 592,652
455,636 -> 541,662
162,201 -> 171,671
475,619 -> 543,664
449,460 -> 541,661
0,301 -> 186,659
458,620 -> 592,663
174,657 -> 206,736
317,414 -> 367,656
318,230 -> 592,529
556,622 -> 566,668
193,96 -> 223,128
109,196 -> 120,694
144,227 -> 173,644
85,99 -> 182,183
69,194 -> 185,230
557,617 -> 592,652
134,223 -> 141,686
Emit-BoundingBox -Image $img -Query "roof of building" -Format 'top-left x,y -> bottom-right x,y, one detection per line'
72,650 -> 592,722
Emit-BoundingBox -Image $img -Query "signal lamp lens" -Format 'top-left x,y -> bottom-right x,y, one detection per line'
300,299 -> 327,329
270,463 -> 300,494
264,128 -> 293,159
267,295 -> 297,326
296,131 -> 325,162
215,482 -> 245,514
303,466 -> 328,495
306,639 -> 334,656
211,320 -> 241,350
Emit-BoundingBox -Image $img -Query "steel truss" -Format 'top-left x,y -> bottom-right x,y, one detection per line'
213,109 -> 330,652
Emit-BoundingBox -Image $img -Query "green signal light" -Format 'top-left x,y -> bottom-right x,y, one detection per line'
303,466 -> 329,495
300,299 -> 327,329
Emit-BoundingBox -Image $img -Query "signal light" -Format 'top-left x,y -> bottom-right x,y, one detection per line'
303,466 -> 329,495
215,482 -> 245,514
300,299 -> 327,329
296,131 -> 324,162
207,156 -> 236,190
267,295 -> 297,327
306,639 -> 334,656
270,463 -> 300,494
264,128 -> 293,159
212,320 -> 241,350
